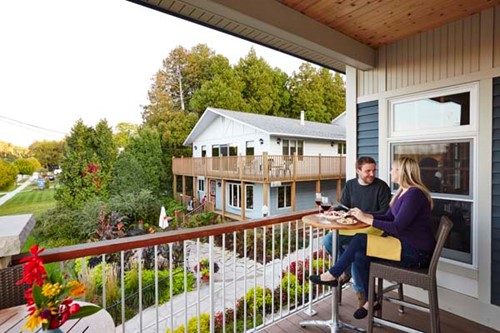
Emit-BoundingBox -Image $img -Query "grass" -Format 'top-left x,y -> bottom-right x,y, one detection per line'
0,186 -> 57,218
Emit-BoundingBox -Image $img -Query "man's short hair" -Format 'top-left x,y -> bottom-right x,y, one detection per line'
356,156 -> 376,170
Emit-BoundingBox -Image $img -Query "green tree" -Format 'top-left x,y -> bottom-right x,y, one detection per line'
13,158 -> 36,176
235,48 -> 284,115
29,140 -> 65,170
288,63 -> 328,122
319,69 -> 346,119
0,160 -> 17,189
27,157 -> 42,171
56,119 -> 117,208
109,152 -> 145,195
114,126 -> 163,195
113,122 -> 139,149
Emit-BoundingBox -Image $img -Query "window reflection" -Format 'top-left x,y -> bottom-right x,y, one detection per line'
393,141 -> 471,196
432,199 -> 472,264
394,92 -> 470,132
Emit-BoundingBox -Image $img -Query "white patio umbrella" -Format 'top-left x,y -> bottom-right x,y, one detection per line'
159,206 -> 169,229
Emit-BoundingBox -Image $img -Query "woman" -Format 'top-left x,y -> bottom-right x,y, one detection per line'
309,157 -> 436,319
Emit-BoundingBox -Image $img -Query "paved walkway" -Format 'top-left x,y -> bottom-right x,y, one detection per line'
116,238 -> 329,333
0,179 -> 31,206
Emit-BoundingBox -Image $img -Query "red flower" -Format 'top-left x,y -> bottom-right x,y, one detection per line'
17,245 -> 46,286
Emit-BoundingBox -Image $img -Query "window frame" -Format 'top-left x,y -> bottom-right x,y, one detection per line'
386,83 -> 479,269
277,185 -> 291,209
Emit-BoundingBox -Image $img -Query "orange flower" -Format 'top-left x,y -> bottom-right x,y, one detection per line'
67,280 -> 85,297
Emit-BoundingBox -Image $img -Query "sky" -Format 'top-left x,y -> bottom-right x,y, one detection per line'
0,0 -> 306,148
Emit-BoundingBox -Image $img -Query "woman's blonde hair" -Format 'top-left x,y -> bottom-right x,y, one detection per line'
390,157 -> 433,209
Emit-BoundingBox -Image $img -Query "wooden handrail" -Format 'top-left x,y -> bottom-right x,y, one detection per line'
12,209 -> 316,265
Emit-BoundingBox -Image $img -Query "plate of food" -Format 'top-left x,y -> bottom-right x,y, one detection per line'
337,216 -> 357,225
324,211 -> 343,220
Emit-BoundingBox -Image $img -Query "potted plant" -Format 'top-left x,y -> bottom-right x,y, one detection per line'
17,245 -> 101,332
193,258 -> 219,282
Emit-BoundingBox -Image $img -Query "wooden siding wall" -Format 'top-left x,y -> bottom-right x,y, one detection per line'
491,77 -> 500,306
357,7 -> 500,96
357,101 -> 379,165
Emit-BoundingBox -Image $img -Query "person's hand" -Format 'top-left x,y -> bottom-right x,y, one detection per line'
348,208 -> 373,225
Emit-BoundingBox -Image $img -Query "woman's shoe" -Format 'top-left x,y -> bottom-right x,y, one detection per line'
309,274 -> 338,287
353,302 -> 381,319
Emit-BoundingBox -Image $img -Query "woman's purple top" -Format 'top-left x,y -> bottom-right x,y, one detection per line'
372,187 -> 436,252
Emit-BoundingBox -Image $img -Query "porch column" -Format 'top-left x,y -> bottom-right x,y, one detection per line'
291,181 -> 296,212
221,179 -> 226,216
263,182 -> 269,214
173,173 -> 177,200
182,175 -> 186,204
241,180 -> 246,220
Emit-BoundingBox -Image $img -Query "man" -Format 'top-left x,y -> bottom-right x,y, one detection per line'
323,156 -> 391,313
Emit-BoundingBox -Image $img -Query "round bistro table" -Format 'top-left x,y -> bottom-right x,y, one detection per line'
301,213 -> 369,333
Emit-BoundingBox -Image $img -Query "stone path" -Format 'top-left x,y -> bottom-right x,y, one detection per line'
116,237 -> 330,333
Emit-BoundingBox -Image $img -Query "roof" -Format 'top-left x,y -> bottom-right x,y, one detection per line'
131,0 -> 498,73
183,107 -> 345,146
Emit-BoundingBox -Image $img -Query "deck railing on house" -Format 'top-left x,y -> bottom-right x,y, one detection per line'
11,210 -> 336,333
172,154 -> 346,182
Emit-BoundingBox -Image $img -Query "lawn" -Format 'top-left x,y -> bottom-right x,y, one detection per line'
0,187 -> 56,219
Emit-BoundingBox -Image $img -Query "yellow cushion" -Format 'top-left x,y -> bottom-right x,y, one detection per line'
366,234 -> 401,261
339,226 -> 383,236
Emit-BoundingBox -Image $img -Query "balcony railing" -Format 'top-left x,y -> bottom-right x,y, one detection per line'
11,210 -> 337,333
172,154 -> 346,182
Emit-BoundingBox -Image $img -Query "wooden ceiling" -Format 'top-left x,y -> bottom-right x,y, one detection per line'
277,0 -> 500,47
131,0 -> 500,72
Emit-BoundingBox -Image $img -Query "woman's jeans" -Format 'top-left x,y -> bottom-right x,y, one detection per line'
328,233 -> 431,300
323,233 -> 364,293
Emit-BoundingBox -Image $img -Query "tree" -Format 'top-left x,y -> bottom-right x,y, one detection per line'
319,69 -> 346,119
13,158 -> 36,176
29,140 -> 65,170
0,160 -> 17,189
118,126 -> 163,195
109,152 -> 146,195
288,63 -> 328,122
27,157 -> 42,171
56,119 -> 117,208
235,48 -> 284,115
113,122 -> 139,149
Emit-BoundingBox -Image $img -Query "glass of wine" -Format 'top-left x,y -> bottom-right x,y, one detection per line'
320,196 -> 331,217
315,192 -> 322,216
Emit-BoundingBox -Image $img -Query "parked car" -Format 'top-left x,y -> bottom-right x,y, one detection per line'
48,174 -> 55,181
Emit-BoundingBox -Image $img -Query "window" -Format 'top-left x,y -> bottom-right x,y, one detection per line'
282,139 -> 304,156
246,185 -> 254,210
227,183 -> 254,210
198,178 -> 205,192
337,143 -> 346,155
388,84 -> 477,265
228,183 -> 240,208
278,185 -> 291,208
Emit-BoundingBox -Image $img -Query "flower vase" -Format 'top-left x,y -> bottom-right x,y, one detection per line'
41,327 -> 64,333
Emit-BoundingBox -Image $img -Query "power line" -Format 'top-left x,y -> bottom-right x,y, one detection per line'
0,114 -> 66,135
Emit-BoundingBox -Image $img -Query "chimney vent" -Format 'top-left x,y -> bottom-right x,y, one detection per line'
300,111 -> 305,125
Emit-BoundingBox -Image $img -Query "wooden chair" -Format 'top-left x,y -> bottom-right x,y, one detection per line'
0,264 -> 27,310
367,216 -> 453,333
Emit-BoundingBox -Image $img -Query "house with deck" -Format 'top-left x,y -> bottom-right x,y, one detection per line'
173,107 -> 346,220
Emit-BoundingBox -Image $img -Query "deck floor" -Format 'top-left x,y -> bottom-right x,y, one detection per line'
259,288 -> 497,333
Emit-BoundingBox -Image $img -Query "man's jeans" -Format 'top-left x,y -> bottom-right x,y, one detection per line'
323,232 -> 363,293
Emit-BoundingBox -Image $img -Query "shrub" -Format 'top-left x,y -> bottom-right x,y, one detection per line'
245,286 -> 272,316
276,272 -> 309,306
312,258 -> 326,275
33,205 -> 82,246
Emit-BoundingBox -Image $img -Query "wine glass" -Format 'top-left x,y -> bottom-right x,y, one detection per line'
315,192 -> 322,216
320,196 -> 331,216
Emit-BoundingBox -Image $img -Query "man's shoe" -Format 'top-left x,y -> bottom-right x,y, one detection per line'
338,272 -> 351,286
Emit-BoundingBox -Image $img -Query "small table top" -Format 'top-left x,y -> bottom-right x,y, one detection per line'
302,213 -> 370,231
0,302 -> 115,333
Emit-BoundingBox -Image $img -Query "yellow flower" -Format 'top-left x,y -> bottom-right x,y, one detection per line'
42,282 -> 62,298
22,313 -> 42,331
67,280 -> 85,297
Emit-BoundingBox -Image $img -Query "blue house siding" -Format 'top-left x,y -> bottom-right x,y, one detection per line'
357,101 -> 379,164
491,77 -> 500,306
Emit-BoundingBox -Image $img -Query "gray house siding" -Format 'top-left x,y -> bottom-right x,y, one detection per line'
491,77 -> 500,306
357,101 -> 379,164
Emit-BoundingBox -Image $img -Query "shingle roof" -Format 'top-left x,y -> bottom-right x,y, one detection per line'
184,108 -> 345,145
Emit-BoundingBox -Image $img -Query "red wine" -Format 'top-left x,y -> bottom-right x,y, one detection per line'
315,200 -> 322,206
320,204 -> 331,212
